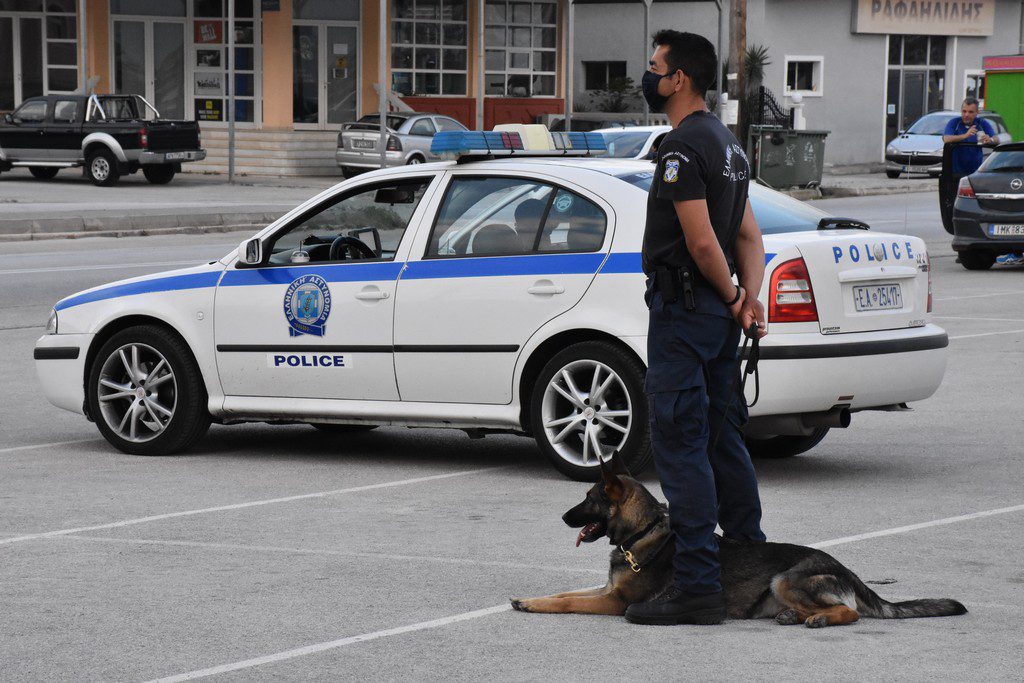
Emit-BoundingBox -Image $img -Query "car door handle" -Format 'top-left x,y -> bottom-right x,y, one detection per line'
528,282 -> 565,296
355,288 -> 389,301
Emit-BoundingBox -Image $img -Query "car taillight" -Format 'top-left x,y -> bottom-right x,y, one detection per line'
140,127 -> 148,149
957,177 -> 975,198
768,257 -> 818,323
337,132 -> 345,149
386,135 -> 402,152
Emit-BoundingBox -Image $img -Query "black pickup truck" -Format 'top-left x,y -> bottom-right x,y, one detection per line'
0,94 -> 206,186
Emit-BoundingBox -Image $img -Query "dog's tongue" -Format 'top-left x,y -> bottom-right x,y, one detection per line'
575,523 -> 597,548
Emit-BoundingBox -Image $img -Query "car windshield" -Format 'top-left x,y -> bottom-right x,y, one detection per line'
906,113 -> 953,135
978,149 -> 1024,172
602,131 -> 654,158
612,170 -> 828,234
357,114 -> 408,130
96,96 -> 145,121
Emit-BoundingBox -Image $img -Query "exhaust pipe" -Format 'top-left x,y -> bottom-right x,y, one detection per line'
802,406 -> 851,430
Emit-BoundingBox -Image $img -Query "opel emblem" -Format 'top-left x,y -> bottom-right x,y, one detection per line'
873,243 -> 885,261
1011,178 -> 1022,190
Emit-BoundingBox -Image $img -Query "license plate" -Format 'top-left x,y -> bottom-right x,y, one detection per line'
351,139 -> 375,149
853,283 -> 903,312
901,165 -> 910,172
989,224 -> 1024,236
165,151 -> 191,160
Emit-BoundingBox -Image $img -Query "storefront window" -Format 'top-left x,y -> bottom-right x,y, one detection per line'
885,34 -> 947,144
111,0 -> 186,16
484,0 -> 557,97
391,0 -> 467,96
293,0 -> 359,21
0,0 -> 77,108
192,0 -> 259,123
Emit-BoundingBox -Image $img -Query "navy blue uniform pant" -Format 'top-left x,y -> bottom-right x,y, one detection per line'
645,288 -> 766,595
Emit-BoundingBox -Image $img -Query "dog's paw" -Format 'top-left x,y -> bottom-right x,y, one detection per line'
775,609 -> 801,625
805,614 -> 829,628
510,598 -> 531,612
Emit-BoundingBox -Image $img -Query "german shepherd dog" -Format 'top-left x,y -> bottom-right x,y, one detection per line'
511,452 -> 967,627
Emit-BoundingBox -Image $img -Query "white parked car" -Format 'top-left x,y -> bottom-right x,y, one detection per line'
35,130 -> 948,480
595,125 -> 672,160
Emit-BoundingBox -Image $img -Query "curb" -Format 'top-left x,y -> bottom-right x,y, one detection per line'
818,184 -> 937,198
0,222 -> 269,243
0,211 -> 283,242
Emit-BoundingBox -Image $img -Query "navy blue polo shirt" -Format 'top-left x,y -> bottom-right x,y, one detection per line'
944,116 -> 995,175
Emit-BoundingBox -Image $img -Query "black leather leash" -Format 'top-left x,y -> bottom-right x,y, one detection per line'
708,323 -> 761,457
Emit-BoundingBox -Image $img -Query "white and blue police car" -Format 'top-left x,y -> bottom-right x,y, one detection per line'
34,126 -> 948,480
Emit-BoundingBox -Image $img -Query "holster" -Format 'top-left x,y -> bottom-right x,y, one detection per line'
653,266 -> 696,311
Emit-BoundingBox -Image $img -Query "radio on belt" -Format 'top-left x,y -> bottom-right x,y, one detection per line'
430,124 -> 608,162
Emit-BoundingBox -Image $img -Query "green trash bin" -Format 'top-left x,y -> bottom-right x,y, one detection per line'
748,126 -> 829,189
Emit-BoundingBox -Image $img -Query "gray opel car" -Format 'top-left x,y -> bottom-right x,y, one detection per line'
336,112 -> 467,178
951,142 -> 1024,269
885,110 -> 1011,178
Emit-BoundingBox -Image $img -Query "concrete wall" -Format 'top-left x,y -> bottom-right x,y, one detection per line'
573,1 -> 720,113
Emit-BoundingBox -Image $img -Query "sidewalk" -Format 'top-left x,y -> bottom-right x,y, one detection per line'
0,165 -> 937,241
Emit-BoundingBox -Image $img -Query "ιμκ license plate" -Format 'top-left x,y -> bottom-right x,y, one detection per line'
351,139 -> 375,149
989,224 -> 1024,236
164,151 -> 192,160
853,283 -> 903,312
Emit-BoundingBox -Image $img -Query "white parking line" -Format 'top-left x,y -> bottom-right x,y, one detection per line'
61,535 -> 607,576
949,329 -> 1024,340
0,467 -> 503,546
934,290 -> 1024,302
0,261 -> 199,276
147,501 -> 1024,682
0,439 -> 99,455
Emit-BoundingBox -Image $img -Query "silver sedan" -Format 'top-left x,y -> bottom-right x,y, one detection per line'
336,112 -> 468,178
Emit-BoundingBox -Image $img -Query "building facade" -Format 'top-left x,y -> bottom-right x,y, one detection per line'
1,0 -> 575,174
575,0 -> 1024,167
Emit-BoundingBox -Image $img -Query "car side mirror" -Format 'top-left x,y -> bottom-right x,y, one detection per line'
239,238 -> 262,265
4,113 -> 14,125
898,130 -> 905,136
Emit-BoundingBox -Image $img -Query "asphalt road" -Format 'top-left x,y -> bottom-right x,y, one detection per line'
2,193 -> 1023,681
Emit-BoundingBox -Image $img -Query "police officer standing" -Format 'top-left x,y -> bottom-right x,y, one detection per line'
624,30 -> 768,626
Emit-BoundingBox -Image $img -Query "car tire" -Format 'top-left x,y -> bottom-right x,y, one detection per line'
341,166 -> 361,179
87,325 -> 210,455
407,155 -> 424,165
959,251 -> 996,270
530,341 -> 651,482
143,165 -> 176,184
86,148 -> 120,187
29,166 -> 60,180
310,423 -> 378,434
745,428 -> 829,459
885,170 -> 901,179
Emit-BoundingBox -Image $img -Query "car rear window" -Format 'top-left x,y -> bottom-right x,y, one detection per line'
357,114 -> 408,130
602,131 -> 653,158
978,149 -> 1024,172
612,170 -> 827,235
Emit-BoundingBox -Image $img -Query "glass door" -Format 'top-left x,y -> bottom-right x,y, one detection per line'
113,19 -> 186,118
901,71 -> 927,132
0,17 -> 43,109
293,22 -> 359,129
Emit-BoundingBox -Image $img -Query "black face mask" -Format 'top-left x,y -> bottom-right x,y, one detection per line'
642,70 -> 671,113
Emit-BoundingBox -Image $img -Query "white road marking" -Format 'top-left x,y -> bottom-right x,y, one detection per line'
934,316 -> 1024,323
0,260 -> 198,276
61,535 -> 607,576
0,467 -> 502,546
0,438 -> 99,455
934,290 -> 1024,302
949,329 -> 1024,340
147,502 -> 1024,681
809,503 -> 1024,549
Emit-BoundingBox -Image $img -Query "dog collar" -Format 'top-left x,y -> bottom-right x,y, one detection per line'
617,516 -> 671,573
618,517 -> 664,552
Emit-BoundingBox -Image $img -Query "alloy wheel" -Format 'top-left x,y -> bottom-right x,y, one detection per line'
91,156 -> 110,181
96,343 -> 177,443
540,359 -> 632,466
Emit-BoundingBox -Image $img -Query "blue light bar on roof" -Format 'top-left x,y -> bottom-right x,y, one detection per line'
430,130 -> 607,159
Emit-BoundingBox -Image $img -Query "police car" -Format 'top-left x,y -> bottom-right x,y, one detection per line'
34,126 -> 948,481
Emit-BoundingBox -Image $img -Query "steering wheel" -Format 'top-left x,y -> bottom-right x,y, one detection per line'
329,235 -> 376,260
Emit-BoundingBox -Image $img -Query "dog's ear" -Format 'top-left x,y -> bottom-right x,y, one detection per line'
598,455 -> 625,502
609,450 -> 632,478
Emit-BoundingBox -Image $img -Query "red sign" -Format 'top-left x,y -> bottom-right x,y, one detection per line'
983,55 -> 1024,72
194,21 -> 223,44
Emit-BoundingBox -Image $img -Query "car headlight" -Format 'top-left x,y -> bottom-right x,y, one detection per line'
46,308 -> 58,335
885,145 -> 897,155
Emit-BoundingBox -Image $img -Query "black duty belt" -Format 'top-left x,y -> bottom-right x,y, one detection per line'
652,265 -> 699,310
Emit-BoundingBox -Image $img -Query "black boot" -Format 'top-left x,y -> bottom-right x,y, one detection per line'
624,587 -> 726,625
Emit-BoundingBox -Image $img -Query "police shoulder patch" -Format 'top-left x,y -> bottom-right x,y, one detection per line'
663,159 -> 680,183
